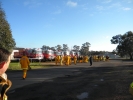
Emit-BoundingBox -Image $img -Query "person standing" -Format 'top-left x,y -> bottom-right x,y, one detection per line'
60,55 -> 63,65
89,55 -> 93,66
55,55 -> 58,65
20,52 -> 30,79
66,55 -> 70,66
63,54 -> 67,65
69,55 -> 72,65
73,54 -> 77,65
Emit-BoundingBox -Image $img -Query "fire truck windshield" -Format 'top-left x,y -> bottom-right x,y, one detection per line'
46,51 -> 53,54
36,51 -> 42,54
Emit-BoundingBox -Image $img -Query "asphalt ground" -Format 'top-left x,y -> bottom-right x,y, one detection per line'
6,60 -> 133,92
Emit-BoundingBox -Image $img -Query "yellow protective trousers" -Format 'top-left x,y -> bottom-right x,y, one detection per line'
74,59 -> 77,65
23,69 -> 27,78
60,59 -> 63,65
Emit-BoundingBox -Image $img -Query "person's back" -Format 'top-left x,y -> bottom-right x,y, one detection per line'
20,55 -> 30,69
20,53 -> 30,79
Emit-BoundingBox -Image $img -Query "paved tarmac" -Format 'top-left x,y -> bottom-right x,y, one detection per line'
6,60 -> 133,92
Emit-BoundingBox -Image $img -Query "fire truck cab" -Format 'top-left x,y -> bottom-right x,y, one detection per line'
42,49 -> 55,61
54,51 -> 63,56
63,50 -> 70,56
14,48 -> 43,61
29,48 -> 44,61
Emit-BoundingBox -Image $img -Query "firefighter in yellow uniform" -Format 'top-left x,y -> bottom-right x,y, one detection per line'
63,55 -> 67,65
66,55 -> 70,66
69,55 -> 72,65
55,55 -> 58,65
129,82 -> 133,96
93,55 -> 96,62
60,55 -> 63,65
96,55 -> 98,62
100,56 -> 102,61
73,55 -> 77,65
20,53 -> 30,79
84,55 -> 89,63
57,55 -> 60,63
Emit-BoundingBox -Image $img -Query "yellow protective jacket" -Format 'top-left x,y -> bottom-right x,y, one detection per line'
20,56 -> 30,69
0,73 -> 12,100
73,56 -> 77,60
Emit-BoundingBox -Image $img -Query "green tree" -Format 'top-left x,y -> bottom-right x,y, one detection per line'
0,3 -> 16,52
63,44 -> 69,51
42,45 -> 50,50
73,45 -> 80,52
111,31 -> 133,59
112,49 -> 118,55
51,47 -> 56,51
80,42 -> 91,55
55,45 -> 62,51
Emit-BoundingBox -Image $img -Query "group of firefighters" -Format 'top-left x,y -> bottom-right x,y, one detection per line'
55,54 -> 110,66
19,53 -> 110,80
55,55 -> 89,66
92,55 -> 110,62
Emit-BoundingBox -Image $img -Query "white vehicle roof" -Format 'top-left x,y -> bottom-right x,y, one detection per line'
33,48 -> 42,51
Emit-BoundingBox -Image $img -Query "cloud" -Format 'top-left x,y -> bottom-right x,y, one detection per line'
127,0 -> 132,3
97,0 -> 112,4
102,36 -> 110,39
123,0 -> 133,3
96,5 -> 104,11
102,0 -> 112,3
108,2 -> 132,11
83,7 -> 88,10
105,36 -> 109,39
80,3 -> 89,10
24,1 -> 30,6
66,1 -> 77,7
108,2 -> 122,9
89,14 -> 94,16
24,0 -> 42,8
122,7 -> 131,11
53,10 -> 62,14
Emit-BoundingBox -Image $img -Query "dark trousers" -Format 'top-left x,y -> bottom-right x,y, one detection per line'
90,61 -> 92,66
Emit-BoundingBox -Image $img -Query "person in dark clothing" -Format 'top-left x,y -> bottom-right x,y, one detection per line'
89,55 -> 92,66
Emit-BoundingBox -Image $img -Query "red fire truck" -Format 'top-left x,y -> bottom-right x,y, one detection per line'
54,50 -> 70,56
42,49 -> 55,61
14,48 -> 43,61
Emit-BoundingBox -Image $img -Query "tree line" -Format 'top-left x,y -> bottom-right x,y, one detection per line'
42,42 -> 91,56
